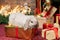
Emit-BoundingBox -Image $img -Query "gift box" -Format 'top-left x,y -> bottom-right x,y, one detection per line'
43,23 -> 53,29
42,27 -> 58,40
37,15 -> 54,29
54,14 -> 60,38
5,26 -> 34,40
56,14 -> 60,25
37,16 -> 46,29
54,14 -> 60,28
41,6 -> 57,18
58,29 -> 60,37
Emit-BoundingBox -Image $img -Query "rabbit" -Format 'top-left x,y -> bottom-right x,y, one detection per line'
9,13 -> 38,30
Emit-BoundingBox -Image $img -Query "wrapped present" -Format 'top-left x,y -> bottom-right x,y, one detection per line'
43,23 -> 53,29
5,26 -> 34,40
34,8 -> 41,15
42,27 -> 58,40
58,29 -> 60,37
37,16 -> 46,29
54,14 -> 60,38
54,23 -> 59,29
37,14 -> 54,29
56,14 -> 60,25
41,4 -> 57,18
43,18 -> 54,29
54,14 -> 60,28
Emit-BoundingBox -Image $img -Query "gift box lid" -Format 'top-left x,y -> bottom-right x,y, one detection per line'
56,14 -> 60,16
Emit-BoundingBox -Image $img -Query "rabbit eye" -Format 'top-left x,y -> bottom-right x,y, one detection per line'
31,21 -> 33,23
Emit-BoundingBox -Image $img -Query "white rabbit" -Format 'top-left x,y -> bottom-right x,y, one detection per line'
9,13 -> 38,30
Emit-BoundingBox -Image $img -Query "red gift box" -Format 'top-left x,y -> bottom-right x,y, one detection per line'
34,8 -> 41,15
56,14 -> 60,25
44,6 -> 53,17
43,23 -> 53,29
42,27 -> 58,39
42,6 -> 57,18
5,26 -> 34,40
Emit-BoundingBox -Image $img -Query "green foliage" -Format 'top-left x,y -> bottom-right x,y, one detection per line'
0,14 -> 9,24
30,11 -> 34,15
40,14 -> 43,17
0,14 -> 3,23
25,11 -> 34,15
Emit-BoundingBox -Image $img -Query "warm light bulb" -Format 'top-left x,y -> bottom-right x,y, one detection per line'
46,0 -> 50,3
37,15 -> 40,18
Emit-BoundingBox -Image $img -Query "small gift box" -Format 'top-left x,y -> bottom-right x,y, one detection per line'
34,8 -> 41,15
54,14 -> 60,29
41,6 -> 57,18
56,14 -> 60,25
43,23 -> 53,29
42,27 -> 58,40
43,16 -> 54,29
58,29 -> 60,37
37,16 -> 46,29
5,26 -> 34,40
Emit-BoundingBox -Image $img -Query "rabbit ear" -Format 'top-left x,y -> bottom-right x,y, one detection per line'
24,18 -> 31,30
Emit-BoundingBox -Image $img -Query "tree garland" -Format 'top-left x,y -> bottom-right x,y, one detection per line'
0,14 -> 9,24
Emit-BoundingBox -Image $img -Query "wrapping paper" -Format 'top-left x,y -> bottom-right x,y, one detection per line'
5,27 -> 33,40
48,6 -> 57,17
15,27 -> 18,38
56,14 -> 60,25
9,13 -> 37,30
41,6 -> 57,18
34,8 -> 41,15
54,14 -> 60,29
42,27 -> 58,39
37,16 -> 46,29
54,23 -> 59,28
46,30 -> 56,40
43,23 -> 53,29
58,29 -> 60,37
